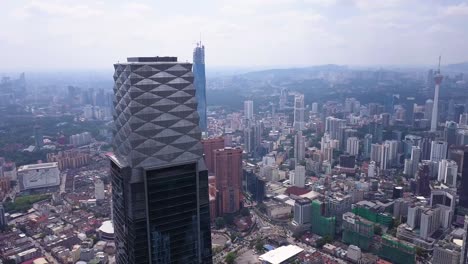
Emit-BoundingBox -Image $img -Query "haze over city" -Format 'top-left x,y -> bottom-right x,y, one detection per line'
2,0 -> 468,70
2,1 -> 468,264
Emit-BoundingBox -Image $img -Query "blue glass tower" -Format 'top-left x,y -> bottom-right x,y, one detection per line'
193,43 -> 207,132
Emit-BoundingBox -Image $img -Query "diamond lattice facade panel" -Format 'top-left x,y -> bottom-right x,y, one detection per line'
113,58 -> 204,169
110,57 -> 212,264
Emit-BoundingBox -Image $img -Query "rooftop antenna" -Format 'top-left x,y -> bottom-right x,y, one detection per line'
199,32 -> 202,45
438,55 -> 441,73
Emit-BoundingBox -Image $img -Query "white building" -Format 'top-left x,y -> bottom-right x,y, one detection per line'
244,100 -> 254,120
346,137 -> 359,156
259,245 -> 304,264
438,159 -> 458,187
17,162 -> 60,191
94,179 -> 105,200
294,131 -> 305,162
311,102 -> 318,114
420,207 -> 441,240
293,94 -> 305,131
430,140 -> 448,162
293,165 -> 306,188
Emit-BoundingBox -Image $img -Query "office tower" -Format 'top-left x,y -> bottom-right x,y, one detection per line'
431,141 -> 448,162
339,155 -> 355,169
461,216 -> 468,264
293,198 -> 312,226
193,42 -> 207,132
110,57 -> 212,264
405,97 -> 416,125
404,134 -> 422,157
201,137 -> 224,174
425,99 -> 434,121
380,143 -> 391,170
311,102 -> 318,114
431,57 -> 444,132
363,134 -> 372,159
455,104 -> 465,121
214,147 -> 242,215
342,128 -> 357,150
293,94 -> 305,131
381,113 -> 391,127
244,120 -> 262,155
325,117 -> 346,141
293,165 -> 306,188
393,186 -> 403,199
244,100 -> 254,120
445,121 -> 458,147
421,136 -> 433,161
370,144 -> 382,164
33,125 -> 43,149
385,140 -> 399,166
0,203 -> 6,227
438,159 -> 458,187
294,131 -> 305,163
417,161 -> 431,196
368,122 -> 383,143
411,146 -> 421,172
279,88 -> 287,110
449,149 -> 464,174
460,149 -> 468,208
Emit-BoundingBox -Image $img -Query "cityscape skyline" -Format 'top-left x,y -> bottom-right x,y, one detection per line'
1,1 -> 468,264
2,0 -> 468,70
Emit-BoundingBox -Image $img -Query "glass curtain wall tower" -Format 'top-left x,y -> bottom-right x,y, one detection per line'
193,43 -> 207,132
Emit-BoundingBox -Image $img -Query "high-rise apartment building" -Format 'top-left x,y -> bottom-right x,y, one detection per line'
201,137 -> 224,174
293,94 -> 305,131
193,43 -> 207,132
431,140 -> 448,162
346,137 -> 359,156
325,117 -> 346,141
294,131 -> 305,163
244,100 -> 254,120
109,57 -> 212,264
214,147 -> 243,215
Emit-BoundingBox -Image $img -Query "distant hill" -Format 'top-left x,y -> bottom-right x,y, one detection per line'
446,62 -> 468,72
241,64 -> 348,79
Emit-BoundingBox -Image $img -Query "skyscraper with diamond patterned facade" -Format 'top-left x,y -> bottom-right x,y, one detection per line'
109,56 -> 212,264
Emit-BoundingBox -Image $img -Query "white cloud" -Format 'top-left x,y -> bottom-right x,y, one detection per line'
353,0 -> 404,10
443,3 -> 468,16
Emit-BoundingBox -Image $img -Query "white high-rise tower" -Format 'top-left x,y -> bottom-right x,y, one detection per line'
293,94 -> 305,131
431,56 -> 443,132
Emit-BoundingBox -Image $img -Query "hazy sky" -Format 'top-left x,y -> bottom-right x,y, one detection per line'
1,0 -> 468,70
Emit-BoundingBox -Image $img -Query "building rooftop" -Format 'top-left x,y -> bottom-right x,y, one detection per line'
18,162 -> 58,171
258,245 -> 304,264
127,57 -> 177,62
